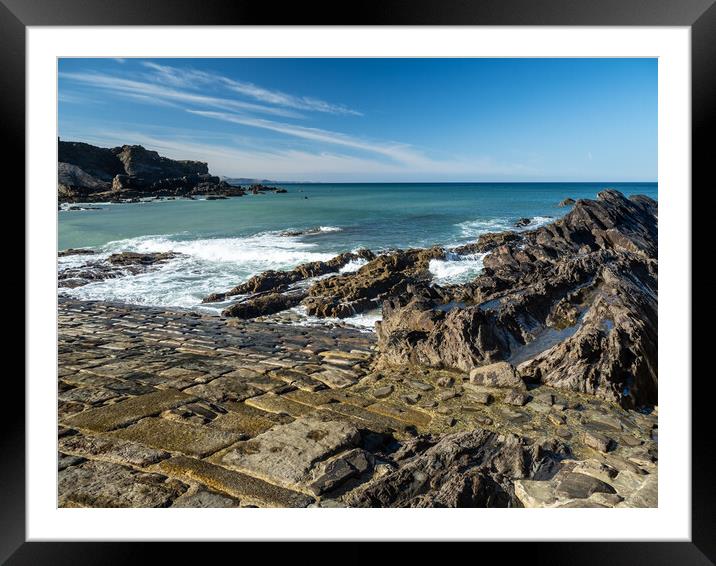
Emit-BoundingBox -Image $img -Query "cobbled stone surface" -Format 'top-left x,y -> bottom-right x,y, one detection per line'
58,298 -> 657,508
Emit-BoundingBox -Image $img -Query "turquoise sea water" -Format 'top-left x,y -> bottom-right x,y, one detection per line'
58,182 -> 657,317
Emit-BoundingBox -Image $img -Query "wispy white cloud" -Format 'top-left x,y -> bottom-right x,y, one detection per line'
221,80 -> 362,116
68,126 -> 533,182
58,91 -> 103,105
59,71 -> 302,118
187,110 -> 415,160
59,61 -> 534,180
141,62 -> 362,116
185,109 -> 528,176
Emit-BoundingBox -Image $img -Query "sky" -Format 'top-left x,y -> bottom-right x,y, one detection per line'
58,58 -> 657,182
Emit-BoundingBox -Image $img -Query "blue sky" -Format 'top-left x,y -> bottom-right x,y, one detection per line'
58,58 -> 657,182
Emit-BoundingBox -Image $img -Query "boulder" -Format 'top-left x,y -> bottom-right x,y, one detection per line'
558,198 -> 576,207
469,362 -> 525,389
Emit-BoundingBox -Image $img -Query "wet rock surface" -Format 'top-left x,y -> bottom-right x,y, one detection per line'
204,249 -> 375,304
58,251 -> 181,288
58,297 -> 657,508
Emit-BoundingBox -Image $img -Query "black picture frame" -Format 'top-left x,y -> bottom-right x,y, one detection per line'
6,0 -> 711,562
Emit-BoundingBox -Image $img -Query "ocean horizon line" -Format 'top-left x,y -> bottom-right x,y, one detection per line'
231,180 -> 658,185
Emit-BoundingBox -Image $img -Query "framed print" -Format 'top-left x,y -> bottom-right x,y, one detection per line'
7,0 -> 713,561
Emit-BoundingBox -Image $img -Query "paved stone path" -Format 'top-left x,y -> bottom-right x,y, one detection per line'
58,298 -> 657,508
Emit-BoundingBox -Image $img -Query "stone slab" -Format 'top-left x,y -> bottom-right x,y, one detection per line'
219,416 -> 360,490
63,389 -> 196,432
245,393 -> 315,417
152,455 -> 313,508
58,460 -> 186,508
111,417 -> 242,458
59,432 -> 170,467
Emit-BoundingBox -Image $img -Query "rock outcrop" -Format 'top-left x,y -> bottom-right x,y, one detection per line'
376,190 -> 658,408
58,163 -> 111,199
302,247 -> 445,318
205,250 -> 376,304
112,145 -> 208,182
58,141 -> 253,202
344,429 -> 568,508
58,251 -> 180,288
201,190 -> 657,408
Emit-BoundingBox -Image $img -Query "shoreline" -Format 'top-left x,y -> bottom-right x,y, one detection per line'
58,297 -> 657,508
57,189 -> 659,508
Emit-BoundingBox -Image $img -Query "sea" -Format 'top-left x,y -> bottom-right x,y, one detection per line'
58,182 -> 657,328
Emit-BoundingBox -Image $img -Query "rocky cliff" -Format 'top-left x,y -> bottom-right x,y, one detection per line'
58,140 -> 244,202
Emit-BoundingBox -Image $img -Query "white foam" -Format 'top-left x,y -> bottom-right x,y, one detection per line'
526,216 -> 554,229
456,217 -> 513,239
343,308 -> 382,330
429,252 -> 487,285
339,258 -> 368,273
59,231 -> 335,310
288,305 -> 381,333
455,215 -> 555,240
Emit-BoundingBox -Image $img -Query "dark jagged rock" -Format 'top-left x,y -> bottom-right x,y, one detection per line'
58,248 -> 96,257
113,145 -> 207,183
58,163 -> 111,199
107,252 -> 179,266
452,231 -> 520,255
221,290 -> 307,319
280,227 -> 324,237
58,252 -> 180,288
376,190 -> 658,408
302,247 -> 446,318
58,141 -> 126,181
249,184 -> 286,194
558,198 -> 576,207
514,217 -> 532,227
204,249 -> 376,304
344,429 -> 568,508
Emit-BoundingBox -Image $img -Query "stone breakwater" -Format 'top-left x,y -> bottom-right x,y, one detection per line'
58,298 -> 657,508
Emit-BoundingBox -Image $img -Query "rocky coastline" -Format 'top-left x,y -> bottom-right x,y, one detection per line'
57,189 -> 658,508
58,141 -> 287,203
